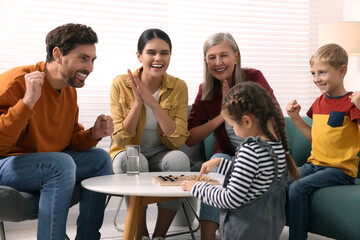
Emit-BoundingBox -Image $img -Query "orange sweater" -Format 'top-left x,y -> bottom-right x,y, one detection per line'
0,62 -> 98,157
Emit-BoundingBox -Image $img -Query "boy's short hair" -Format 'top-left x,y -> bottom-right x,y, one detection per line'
45,23 -> 98,62
310,43 -> 348,68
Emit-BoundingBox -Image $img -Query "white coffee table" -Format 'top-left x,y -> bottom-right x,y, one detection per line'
81,172 -> 224,240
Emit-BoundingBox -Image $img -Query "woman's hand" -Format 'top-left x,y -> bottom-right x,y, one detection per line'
121,69 -> 144,134
181,180 -> 197,191
127,69 -> 143,105
127,69 -> 157,108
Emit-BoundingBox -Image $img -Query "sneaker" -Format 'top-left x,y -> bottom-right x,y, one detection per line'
152,237 -> 165,240
142,237 -> 151,240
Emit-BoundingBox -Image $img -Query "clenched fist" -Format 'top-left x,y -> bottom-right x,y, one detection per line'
22,71 -> 45,109
91,114 -> 114,140
286,100 -> 301,119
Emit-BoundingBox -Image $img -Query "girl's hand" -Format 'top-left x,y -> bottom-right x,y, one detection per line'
181,180 -> 197,191
197,158 -> 221,180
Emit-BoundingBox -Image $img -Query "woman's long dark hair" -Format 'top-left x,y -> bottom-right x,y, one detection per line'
137,28 -> 172,54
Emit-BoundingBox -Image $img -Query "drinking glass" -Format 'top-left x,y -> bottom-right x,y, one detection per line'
125,145 -> 140,175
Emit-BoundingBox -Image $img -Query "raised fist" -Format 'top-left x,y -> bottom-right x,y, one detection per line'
22,71 -> 45,109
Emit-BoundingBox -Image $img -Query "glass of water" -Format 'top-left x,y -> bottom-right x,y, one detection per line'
125,145 -> 140,175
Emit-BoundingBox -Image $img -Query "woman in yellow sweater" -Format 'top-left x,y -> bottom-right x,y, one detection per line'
109,28 -> 190,240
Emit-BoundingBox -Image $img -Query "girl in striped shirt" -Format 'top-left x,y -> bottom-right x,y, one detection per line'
182,82 -> 299,239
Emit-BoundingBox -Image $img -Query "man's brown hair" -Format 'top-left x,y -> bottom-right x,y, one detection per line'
45,23 -> 98,62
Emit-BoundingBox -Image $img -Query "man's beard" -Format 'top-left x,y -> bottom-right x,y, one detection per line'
66,76 -> 81,88
60,69 -> 86,88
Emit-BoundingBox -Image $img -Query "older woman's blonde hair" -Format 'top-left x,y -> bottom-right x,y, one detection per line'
310,43 -> 348,68
202,32 -> 245,101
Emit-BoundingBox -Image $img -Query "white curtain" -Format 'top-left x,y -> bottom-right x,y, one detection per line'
0,0 -> 319,150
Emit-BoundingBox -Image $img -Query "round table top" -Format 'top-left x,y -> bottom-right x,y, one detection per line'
81,171 -> 224,197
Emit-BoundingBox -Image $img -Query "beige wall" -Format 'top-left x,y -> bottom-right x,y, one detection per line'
319,0 -> 343,24
319,0 -> 360,91
343,0 -> 360,91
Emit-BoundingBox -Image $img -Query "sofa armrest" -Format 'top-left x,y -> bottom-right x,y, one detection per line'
284,116 -> 312,167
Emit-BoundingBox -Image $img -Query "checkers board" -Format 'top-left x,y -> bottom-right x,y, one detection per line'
152,174 -> 220,186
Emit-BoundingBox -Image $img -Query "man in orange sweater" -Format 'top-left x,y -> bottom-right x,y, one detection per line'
0,23 -> 113,240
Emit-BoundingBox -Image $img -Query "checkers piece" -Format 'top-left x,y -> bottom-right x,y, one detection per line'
152,174 -> 220,186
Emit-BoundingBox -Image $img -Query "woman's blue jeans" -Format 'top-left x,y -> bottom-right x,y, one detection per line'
0,148 -> 113,240
288,163 -> 354,240
199,153 -> 233,224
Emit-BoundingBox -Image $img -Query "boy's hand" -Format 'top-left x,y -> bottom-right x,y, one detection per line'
286,100 -> 301,119
181,180 -> 197,191
350,92 -> 360,109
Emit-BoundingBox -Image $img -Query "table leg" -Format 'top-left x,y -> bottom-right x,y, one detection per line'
123,196 -> 141,240
136,202 -> 146,240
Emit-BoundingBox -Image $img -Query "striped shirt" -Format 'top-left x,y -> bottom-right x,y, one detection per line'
191,140 -> 286,209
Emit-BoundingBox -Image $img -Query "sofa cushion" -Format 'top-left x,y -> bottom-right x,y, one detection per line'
183,105 -> 207,171
0,186 -> 39,222
0,183 -> 82,222
308,179 -> 360,239
284,117 -> 312,167
204,133 -> 215,161
180,142 -> 205,171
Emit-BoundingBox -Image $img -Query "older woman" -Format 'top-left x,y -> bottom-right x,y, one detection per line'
186,32 -> 282,240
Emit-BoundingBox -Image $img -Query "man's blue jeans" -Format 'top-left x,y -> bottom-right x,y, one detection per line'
288,163 -> 354,240
199,153 -> 233,224
0,148 -> 113,240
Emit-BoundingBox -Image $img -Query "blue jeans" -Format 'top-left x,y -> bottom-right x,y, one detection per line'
0,148 -> 113,240
288,163 -> 354,240
199,153 -> 233,224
